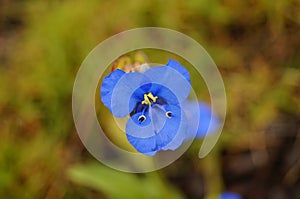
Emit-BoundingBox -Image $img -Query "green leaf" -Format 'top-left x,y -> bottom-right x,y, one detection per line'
67,163 -> 184,199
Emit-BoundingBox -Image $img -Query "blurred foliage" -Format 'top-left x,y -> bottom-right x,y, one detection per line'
0,0 -> 299,198
68,163 -> 184,199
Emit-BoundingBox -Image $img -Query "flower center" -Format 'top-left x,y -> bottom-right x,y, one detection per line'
141,92 -> 158,105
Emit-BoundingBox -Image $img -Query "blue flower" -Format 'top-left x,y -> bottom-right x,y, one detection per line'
220,192 -> 243,199
101,59 -> 220,156
182,101 -> 220,139
101,60 -> 191,155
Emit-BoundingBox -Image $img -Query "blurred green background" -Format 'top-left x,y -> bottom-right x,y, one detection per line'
0,0 -> 299,198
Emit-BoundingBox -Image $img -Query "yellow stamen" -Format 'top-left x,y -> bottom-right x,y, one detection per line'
142,93 -> 158,105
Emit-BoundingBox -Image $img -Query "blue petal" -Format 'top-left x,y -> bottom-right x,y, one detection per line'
162,104 -> 188,151
126,104 -> 174,138
110,72 -> 151,117
182,101 -> 220,139
131,111 -> 151,127
126,104 -> 184,155
220,192 -> 243,199
100,69 -> 125,111
166,59 -> 190,83
144,65 -> 191,103
148,84 -> 179,105
126,111 -> 154,138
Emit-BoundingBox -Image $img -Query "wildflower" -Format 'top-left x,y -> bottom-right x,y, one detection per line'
182,101 -> 220,139
220,192 -> 243,199
101,59 -> 219,155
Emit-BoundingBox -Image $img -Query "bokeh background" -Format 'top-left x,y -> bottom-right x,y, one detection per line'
0,0 -> 300,198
